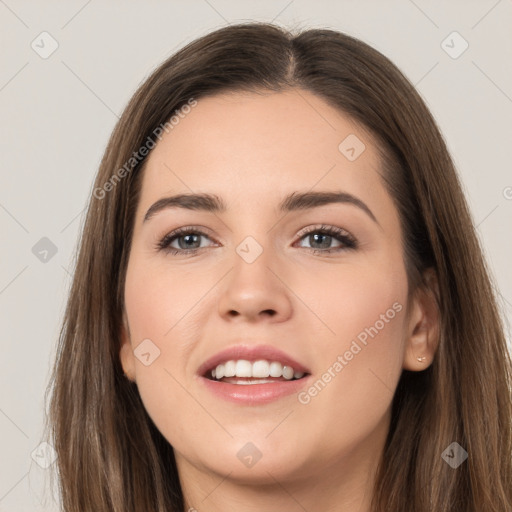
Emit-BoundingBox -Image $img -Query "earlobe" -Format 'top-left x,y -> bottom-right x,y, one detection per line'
403,269 -> 440,371
119,314 -> 136,381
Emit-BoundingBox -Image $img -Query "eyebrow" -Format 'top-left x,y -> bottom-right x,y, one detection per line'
143,190 -> 379,225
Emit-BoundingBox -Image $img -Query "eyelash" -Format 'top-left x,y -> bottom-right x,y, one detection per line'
155,224 -> 358,256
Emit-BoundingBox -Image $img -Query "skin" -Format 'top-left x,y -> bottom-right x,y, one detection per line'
119,88 -> 439,512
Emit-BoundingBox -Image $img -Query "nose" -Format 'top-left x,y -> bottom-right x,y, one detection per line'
217,244 -> 293,323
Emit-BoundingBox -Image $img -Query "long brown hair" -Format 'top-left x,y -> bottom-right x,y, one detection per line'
45,21 -> 512,511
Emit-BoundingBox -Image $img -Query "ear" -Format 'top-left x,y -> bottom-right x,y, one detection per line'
403,268 -> 440,371
119,310 -> 136,381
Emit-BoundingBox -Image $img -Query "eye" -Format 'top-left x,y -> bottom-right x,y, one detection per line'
293,224 -> 357,254
155,226 -> 216,255
155,224 -> 357,256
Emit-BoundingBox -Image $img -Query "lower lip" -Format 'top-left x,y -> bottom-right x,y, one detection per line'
199,375 -> 311,404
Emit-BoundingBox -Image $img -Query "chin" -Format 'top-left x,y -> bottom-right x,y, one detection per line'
186,433 -> 312,483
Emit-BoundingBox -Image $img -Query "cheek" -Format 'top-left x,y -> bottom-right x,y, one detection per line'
123,255 -> 212,446
295,250 -> 408,358
294,255 -> 407,446
124,254 -> 210,344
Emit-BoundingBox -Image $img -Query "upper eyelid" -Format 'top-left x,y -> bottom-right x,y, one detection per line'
163,224 -> 351,238
295,224 -> 351,238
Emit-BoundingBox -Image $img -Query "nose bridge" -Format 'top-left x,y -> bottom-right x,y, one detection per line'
229,230 -> 277,290
226,199 -> 279,266
217,227 -> 292,321
235,232 -> 268,266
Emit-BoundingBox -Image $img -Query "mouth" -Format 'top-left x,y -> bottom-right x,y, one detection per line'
197,345 -> 311,404
203,359 -> 309,384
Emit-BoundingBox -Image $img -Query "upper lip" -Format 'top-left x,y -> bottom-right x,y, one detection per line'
197,344 -> 311,377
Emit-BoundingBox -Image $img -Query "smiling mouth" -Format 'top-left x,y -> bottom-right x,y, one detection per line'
204,359 -> 310,384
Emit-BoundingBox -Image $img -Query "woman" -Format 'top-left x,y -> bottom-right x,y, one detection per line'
45,22 -> 512,511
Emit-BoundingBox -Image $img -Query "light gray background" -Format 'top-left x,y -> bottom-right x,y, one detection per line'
1,1 -> 511,510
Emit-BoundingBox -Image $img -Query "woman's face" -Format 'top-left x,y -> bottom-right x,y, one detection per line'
120,89 -> 426,489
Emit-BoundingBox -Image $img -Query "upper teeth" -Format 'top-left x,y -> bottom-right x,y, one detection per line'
211,360 -> 305,380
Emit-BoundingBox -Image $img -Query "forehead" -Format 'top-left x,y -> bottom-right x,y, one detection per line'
137,89 -> 385,213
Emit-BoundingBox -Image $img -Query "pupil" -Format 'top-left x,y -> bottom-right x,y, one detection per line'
311,233 -> 330,248
181,234 -> 199,249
